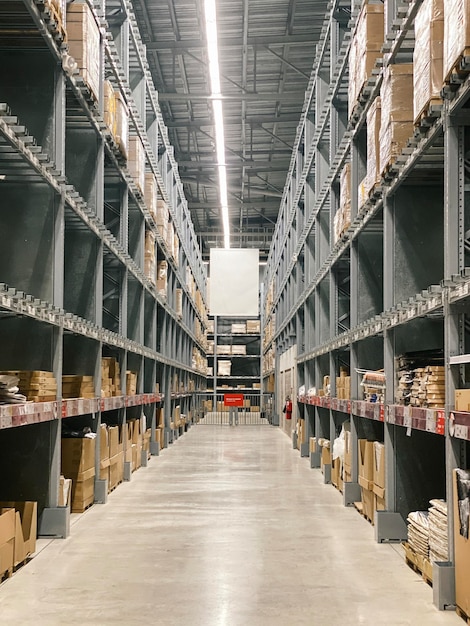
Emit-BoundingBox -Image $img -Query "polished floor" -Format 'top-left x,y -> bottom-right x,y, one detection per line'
0,425 -> 463,625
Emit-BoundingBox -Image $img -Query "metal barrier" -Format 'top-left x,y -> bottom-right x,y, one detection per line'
195,392 -> 272,425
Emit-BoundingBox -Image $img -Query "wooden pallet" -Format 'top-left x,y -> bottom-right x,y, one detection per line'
403,542 -> 433,587
353,501 -> 373,525
108,479 -> 123,494
40,0 -> 67,44
71,496 -> 94,514
0,567 -> 13,584
13,556 -> 32,573
456,605 -> 470,624
414,97 -> 443,128
445,48 -> 470,85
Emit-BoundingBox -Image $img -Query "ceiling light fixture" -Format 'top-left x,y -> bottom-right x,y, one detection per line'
204,0 -> 230,249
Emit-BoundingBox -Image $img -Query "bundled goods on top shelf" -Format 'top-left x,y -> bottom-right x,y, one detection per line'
156,260 -> 168,299
207,339 -> 214,355
173,232 -> 180,266
144,229 -> 156,285
207,319 -> 215,334
232,345 -> 247,355
156,198 -> 170,241
265,281 -> 274,318
336,367 -> 350,399
192,347 -> 206,373
232,322 -> 247,334
348,1 -> 384,115
101,357 -> 122,397
263,347 -> 275,374
359,369 -> 385,403
444,0 -> 470,83
217,360 -> 231,377
334,164 -> 351,243
379,63 -> 414,175
128,135 -> 146,195
125,371 -> 138,395
61,432 -> 96,513
246,320 -> 260,334
62,375 -> 95,399
0,370 -> 57,402
114,90 -> 128,159
413,0 -> 444,123
0,374 -> 26,404
166,220 -> 175,258
429,499 -> 448,563
359,97 -> 381,202
217,345 -> 231,356
144,173 -> 158,222
103,80 -> 116,137
66,3 -> 100,101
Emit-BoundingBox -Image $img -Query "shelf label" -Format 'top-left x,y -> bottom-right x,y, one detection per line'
426,410 -> 436,433
436,411 -> 446,436
454,424 -> 469,440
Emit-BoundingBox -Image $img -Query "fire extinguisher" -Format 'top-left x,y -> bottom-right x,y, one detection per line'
284,397 -> 292,420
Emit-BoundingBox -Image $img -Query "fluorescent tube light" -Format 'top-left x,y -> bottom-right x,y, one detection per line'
204,0 -> 230,248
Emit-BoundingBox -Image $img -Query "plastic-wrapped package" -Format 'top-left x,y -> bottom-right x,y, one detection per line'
379,64 -> 413,174
128,136 -> 146,194
114,90 -> 129,159
444,0 -> 470,81
413,0 -> 444,122
348,2 -> 384,114
366,97 -> 381,195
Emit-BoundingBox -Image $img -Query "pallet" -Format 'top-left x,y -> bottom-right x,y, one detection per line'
456,605 -> 470,624
353,501 -> 373,525
403,542 -> 433,587
39,0 -> 67,44
108,479 -> 122,494
13,556 -> 32,573
444,48 -> 470,86
0,568 -> 13,584
414,97 -> 443,128
71,497 -> 94,514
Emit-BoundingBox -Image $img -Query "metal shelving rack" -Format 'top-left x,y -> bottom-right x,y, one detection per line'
0,0 -> 207,537
263,0 -> 470,609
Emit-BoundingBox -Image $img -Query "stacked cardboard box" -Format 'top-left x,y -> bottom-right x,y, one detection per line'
131,418 -> 143,472
232,323 -> 246,334
455,389 -> 470,411
217,360 -> 231,376
413,0 -> 444,123
99,424 -> 110,485
336,370 -> 350,399
144,230 -> 156,285
379,64 -> 414,175
296,419 -> 305,450
348,2 -> 384,115
126,371 -> 138,395
0,509 -> 15,578
62,375 -> 95,399
428,499 -> 448,563
103,80 -> 116,137
334,163 -> 351,243
217,345 -> 231,356
108,425 -> 124,491
114,90 -> 128,159
156,198 -> 170,241
444,0 -> 470,82
175,288 -> 183,318
361,96 -> 381,199
157,260 -> 168,299
246,320 -> 260,333
358,439 -> 375,523
101,357 -> 122,397
61,437 -> 95,513
0,502 -> 37,568
231,345 -> 247,355
128,136 -> 146,195
0,371 -> 57,402
373,442 -> 385,514
66,3 -> 100,101
144,173 -> 158,222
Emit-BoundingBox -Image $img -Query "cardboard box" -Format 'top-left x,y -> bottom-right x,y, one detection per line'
71,475 -> 95,513
456,389 -> 470,412
321,444 -> 331,467
331,457 -> 343,492
361,487 -> 375,524
59,475 -> 72,507
144,172 -> 158,222
358,439 -> 374,488
246,320 -> 260,333
99,424 -> 110,482
0,502 -> 37,566
61,438 -> 95,478
309,437 -> 316,454
66,3 -> 100,101
128,136 -> 146,194
0,509 -> 15,576
373,441 -> 385,490
444,0 -> 470,81
109,452 -> 124,491
114,90 -> 128,158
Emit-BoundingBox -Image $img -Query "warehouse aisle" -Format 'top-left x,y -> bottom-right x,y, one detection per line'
0,426 -> 462,626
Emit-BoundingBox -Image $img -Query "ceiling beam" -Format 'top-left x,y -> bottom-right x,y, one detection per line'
164,113 -> 301,128
178,159 -> 290,170
157,91 -> 305,102
147,33 -> 320,51
188,200 -> 280,210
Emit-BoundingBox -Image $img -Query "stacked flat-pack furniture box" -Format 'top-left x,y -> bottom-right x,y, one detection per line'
61,438 -> 95,513
66,3 -> 100,101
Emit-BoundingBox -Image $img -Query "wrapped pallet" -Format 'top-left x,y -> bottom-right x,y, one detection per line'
413,0 -> 444,123
333,163 -> 351,243
144,229 -> 156,285
156,198 -> 170,240
157,260 -> 168,299
379,64 -> 414,175
128,136 -> 145,194
114,90 -> 129,159
365,97 -> 381,195
348,2 -> 384,115
144,173 -> 158,222
103,80 -> 116,137
66,3 -> 100,101
444,0 -> 470,82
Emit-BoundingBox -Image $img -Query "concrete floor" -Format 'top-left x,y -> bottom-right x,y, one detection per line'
0,425 -> 463,625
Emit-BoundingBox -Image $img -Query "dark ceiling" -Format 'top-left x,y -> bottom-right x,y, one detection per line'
132,0 -> 331,260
